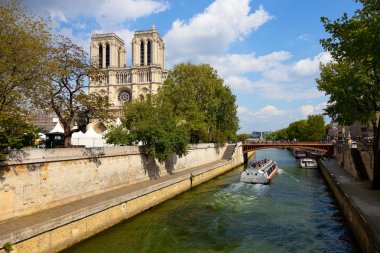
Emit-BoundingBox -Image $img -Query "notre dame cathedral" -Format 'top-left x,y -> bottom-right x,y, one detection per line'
89,25 -> 167,115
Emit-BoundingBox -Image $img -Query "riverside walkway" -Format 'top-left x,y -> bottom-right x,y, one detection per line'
0,159 -> 230,251
320,158 -> 380,252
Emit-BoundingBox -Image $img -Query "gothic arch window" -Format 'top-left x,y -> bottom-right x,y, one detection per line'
140,41 -> 144,66
118,90 -> 131,103
147,40 -> 151,65
98,44 -> 103,68
105,43 -> 110,68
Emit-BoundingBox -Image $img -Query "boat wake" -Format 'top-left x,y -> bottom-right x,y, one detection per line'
206,182 -> 269,212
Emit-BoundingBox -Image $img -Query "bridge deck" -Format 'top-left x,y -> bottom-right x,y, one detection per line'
242,141 -> 333,153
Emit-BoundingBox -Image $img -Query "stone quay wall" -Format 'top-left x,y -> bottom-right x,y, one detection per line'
0,144 -> 227,221
319,161 -> 379,253
0,143 -> 247,253
334,143 -> 373,180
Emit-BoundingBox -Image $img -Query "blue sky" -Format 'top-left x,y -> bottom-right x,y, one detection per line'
24,0 -> 360,133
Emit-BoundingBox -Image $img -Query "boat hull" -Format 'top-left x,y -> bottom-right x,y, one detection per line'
299,158 -> 318,169
240,160 -> 278,184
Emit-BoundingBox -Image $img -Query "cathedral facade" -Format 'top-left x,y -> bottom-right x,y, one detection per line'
89,26 -> 167,113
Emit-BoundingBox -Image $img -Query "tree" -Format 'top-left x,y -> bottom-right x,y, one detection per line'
287,120 -> 308,141
106,63 -> 239,162
38,36 -> 112,147
317,0 -> 380,188
236,133 -> 251,142
0,0 -> 50,151
0,114 -> 38,154
266,115 -> 326,141
306,115 -> 327,141
159,63 -> 239,145
106,97 -> 189,163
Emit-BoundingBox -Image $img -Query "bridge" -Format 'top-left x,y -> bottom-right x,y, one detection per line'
242,141 -> 334,155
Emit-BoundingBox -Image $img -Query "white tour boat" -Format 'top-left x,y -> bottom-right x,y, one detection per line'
240,159 -> 278,184
299,158 -> 318,169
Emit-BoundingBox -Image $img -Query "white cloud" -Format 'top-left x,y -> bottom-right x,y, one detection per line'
164,0 -> 273,63
292,52 -> 332,77
297,34 -> 311,41
299,102 -> 327,117
238,105 -> 288,132
299,105 -> 314,116
26,0 -> 169,22
225,76 -> 254,91
209,51 -> 291,77
254,105 -> 285,118
209,50 -> 332,102
97,0 -> 169,22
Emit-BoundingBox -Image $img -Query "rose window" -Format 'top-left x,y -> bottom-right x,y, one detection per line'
118,90 -> 131,102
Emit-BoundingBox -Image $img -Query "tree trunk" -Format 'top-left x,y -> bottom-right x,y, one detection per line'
372,121 -> 380,189
64,135 -> 71,148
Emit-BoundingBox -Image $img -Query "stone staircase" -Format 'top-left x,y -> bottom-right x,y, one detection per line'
221,144 -> 236,160
351,149 -> 369,180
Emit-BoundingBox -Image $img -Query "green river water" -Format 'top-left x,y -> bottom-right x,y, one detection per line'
62,148 -> 360,253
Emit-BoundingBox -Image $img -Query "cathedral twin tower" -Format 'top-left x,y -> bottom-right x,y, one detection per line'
89,26 -> 166,113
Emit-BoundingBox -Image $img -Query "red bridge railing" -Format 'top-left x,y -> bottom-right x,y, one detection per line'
242,141 -> 334,154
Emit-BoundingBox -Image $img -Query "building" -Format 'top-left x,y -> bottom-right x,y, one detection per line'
29,109 -> 57,133
89,25 -> 167,115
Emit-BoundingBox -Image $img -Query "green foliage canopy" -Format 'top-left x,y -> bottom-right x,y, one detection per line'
0,0 -> 49,151
159,63 -> 239,145
106,97 -> 189,163
266,115 -> 326,141
317,0 -> 380,188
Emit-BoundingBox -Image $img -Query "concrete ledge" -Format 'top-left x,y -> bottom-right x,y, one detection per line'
319,159 -> 380,253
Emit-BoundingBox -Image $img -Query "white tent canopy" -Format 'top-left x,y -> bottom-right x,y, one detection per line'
49,121 -> 64,133
70,123 -> 112,147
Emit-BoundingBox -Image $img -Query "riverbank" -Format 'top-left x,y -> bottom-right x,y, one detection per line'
319,158 -> 380,253
0,144 -> 252,253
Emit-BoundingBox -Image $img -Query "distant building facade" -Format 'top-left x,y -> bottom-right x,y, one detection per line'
89,26 -> 167,114
29,109 -> 57,133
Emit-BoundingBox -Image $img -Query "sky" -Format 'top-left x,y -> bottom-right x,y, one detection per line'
23,0 -> 361,133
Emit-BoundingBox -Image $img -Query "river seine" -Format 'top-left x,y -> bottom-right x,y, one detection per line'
62,148 -> 360,253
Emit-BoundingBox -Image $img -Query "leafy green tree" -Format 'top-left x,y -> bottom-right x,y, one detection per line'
317,0 -> 380,188
37,36 -> 112,147
106,98 -> 189,163
287,120 -> 308,141
267,128 -> 288,140
159,63 -> 239,145
236,133 -> 250,142
0,0 -> 50,152
306,115 -> 326,141
267,115 -> 326,141
0,114 -> 38,154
